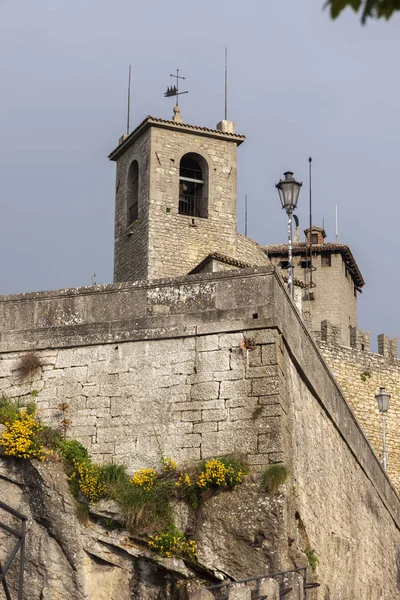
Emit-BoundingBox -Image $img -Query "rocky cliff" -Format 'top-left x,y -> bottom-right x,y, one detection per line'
0,456 -> 302,600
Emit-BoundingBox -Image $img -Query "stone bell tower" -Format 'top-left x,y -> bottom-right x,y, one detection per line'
109,107 -> 245,282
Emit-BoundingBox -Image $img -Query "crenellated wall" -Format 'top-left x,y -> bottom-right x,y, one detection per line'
318,336 -> 400,492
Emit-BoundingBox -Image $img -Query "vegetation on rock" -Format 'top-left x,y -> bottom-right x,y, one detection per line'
261,463 -> 289,493
305,546 -> 319,572
0,396 -> 250,561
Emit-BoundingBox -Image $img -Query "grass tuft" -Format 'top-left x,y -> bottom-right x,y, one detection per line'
261,463 -> 289,493
115,479 -> 174,534
305,546 -> 319,572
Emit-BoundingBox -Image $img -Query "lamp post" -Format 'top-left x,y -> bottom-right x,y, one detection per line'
275,171 -> 303,298
375,387 -> 391,471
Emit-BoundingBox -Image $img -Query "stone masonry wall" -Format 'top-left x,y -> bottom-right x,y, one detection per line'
147,126 -> 240,280
286,346 -> 400,599
0,329 -> 284,473
318,340 -> 400,492
113,128 -> 151,282
0,268 -> 400,596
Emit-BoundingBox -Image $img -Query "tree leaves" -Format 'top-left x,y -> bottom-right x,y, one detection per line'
326,0 -> 400,22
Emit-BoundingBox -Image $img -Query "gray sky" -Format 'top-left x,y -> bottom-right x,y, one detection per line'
1,0 -> 399,347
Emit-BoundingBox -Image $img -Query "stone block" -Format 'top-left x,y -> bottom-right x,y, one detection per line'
258,426 -> 283,453
173,399 -> 224,412
106,358 -> 130,374
196,335 -> 219,352
230,349 -> 246,371
220,379 -> 251,398
191,382 -> 220,401
201,431 -> 257,456
173,361 -> 195,375
86,396 -> 111,409
179,434 -> 201,448
193,422 -> 218,433
247,347 -> 262,366
213,368 -> 245,381
42,369 -> 65,381
110,396 -> 135,417
229,403 -> 263,421
218,332 -> 244,349
202,408 -> 227,422
250,329 -> 277,344
181,410 -> 202,422
197,350 -> 230,373
251,377 -> 280,396
64,366 -> 88,383
246,365 -> 279,378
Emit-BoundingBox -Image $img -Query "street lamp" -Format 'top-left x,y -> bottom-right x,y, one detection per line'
275,171 -> 303,298
375,387 -> 391,471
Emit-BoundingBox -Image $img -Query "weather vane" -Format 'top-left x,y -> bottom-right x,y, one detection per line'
164,69 -> 188,107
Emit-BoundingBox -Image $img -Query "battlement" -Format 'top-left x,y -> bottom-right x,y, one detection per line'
320,319 -> 398,360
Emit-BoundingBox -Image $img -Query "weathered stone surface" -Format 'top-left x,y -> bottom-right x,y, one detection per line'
0,269 -> 400,597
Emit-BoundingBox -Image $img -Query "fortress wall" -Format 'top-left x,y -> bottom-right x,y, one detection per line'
0,329 -> 286,472
285,347 -> 400,598
317,340 -> 400,492
0,267 -> 400,595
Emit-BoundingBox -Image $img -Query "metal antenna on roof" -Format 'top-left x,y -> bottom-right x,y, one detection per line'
245,194 -> 248,236
164,69 -> 188,107
225,47 -> 228,120
91,273 -> 96,285
307,157 -> 316,295
335,205 -> 338,241
127,64 -> 131,136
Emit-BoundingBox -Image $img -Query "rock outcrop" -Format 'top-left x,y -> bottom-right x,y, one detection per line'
0,456 -> 298,599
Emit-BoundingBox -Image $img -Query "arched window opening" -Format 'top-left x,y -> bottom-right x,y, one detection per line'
179,154 -> 208,218
127,160 -> 139,224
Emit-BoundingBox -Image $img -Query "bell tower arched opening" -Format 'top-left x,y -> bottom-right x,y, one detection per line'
179,153 -> 208,218
127,160 -> 139,224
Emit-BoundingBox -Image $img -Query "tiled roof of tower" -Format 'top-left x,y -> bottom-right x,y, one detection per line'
188,252 -> 253,273
109,115 -> 246,160
264,242 -> 365,289
189,252 -> 306,288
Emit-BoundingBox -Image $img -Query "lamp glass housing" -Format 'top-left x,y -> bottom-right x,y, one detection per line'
376,387 -> 390,412
276,171 -> 302,211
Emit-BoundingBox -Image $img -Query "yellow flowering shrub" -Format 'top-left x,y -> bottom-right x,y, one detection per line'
160,456 -> 177,472
175,473 -> 192,488
148,529 -> 197,561
197,459 -> 244,489
73,461 -> 106,503
130,468 -> 157,491
0,412 -> 46,461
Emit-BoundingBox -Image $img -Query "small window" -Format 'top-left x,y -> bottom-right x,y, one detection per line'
321,254 -> 331,267
300,258 -> 311,269
127,160 -> 139,224
354,286 -> 357,297
179,153 -> 208,218
311,233 -> 319,245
